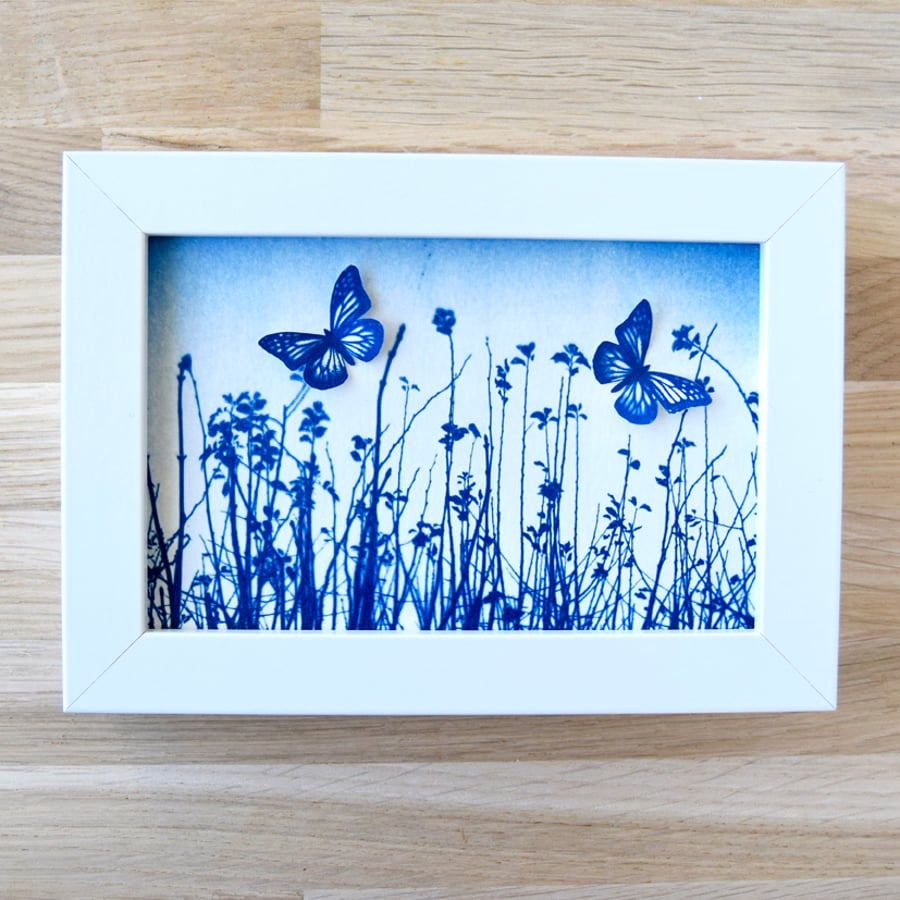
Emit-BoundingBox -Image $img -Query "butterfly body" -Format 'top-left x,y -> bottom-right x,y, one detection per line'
259,265 -> 384,390
593,299 -> 710,425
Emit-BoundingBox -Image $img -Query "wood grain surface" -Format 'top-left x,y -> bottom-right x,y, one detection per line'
2,2 -> 899,897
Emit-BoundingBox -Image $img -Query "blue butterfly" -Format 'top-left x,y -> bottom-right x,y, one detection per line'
259,265 -> 385,390
592,299 -> 711,425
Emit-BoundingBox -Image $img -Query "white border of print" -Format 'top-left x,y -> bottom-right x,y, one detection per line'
61,152 -> 844,714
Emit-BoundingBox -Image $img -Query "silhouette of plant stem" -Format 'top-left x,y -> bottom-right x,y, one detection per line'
512,342 -> 534,626
349,324 -> 406,629
171,355 -> 191,628
146,461 -> 176,628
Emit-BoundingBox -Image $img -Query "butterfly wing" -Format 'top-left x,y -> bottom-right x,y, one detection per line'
258,332 -> 349,389
337,318 -> 384,363
614,377 -> 660,425
330,265 -> 372,334
593,299 -> 652,385
614,299 -> 652,369
301,341 -> 350,390
329,265 -> 385,363
592,341 -> 630,385
594,299 -> 655,421
646,371 -> 711,414
258,332 -> 325,371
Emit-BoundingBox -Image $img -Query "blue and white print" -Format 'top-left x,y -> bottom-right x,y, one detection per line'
147,237 -> 759,631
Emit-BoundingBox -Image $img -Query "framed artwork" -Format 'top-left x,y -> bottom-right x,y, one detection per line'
61,152 -> 844,713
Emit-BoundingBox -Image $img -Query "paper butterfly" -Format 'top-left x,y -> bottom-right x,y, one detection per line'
259,265 -> 385,390
592,299 -> 711,425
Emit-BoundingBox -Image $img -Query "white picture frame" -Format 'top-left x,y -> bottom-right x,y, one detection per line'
61,152 -> 844,714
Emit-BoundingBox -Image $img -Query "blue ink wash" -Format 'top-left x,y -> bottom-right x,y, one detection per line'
593,299 -> 712,425
259,265 -> 384,389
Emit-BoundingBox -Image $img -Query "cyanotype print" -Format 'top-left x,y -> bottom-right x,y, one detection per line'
147,237 -> 759,631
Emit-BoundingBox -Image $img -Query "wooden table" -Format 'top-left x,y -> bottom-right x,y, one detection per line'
2,3 -> 899,896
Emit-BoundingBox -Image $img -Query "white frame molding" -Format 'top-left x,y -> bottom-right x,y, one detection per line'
61,152 -> 844,714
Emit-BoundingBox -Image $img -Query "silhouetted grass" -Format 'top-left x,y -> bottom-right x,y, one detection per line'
148,307 -> 756,631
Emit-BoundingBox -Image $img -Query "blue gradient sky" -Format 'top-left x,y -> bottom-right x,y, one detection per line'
149,235 -> 759,398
